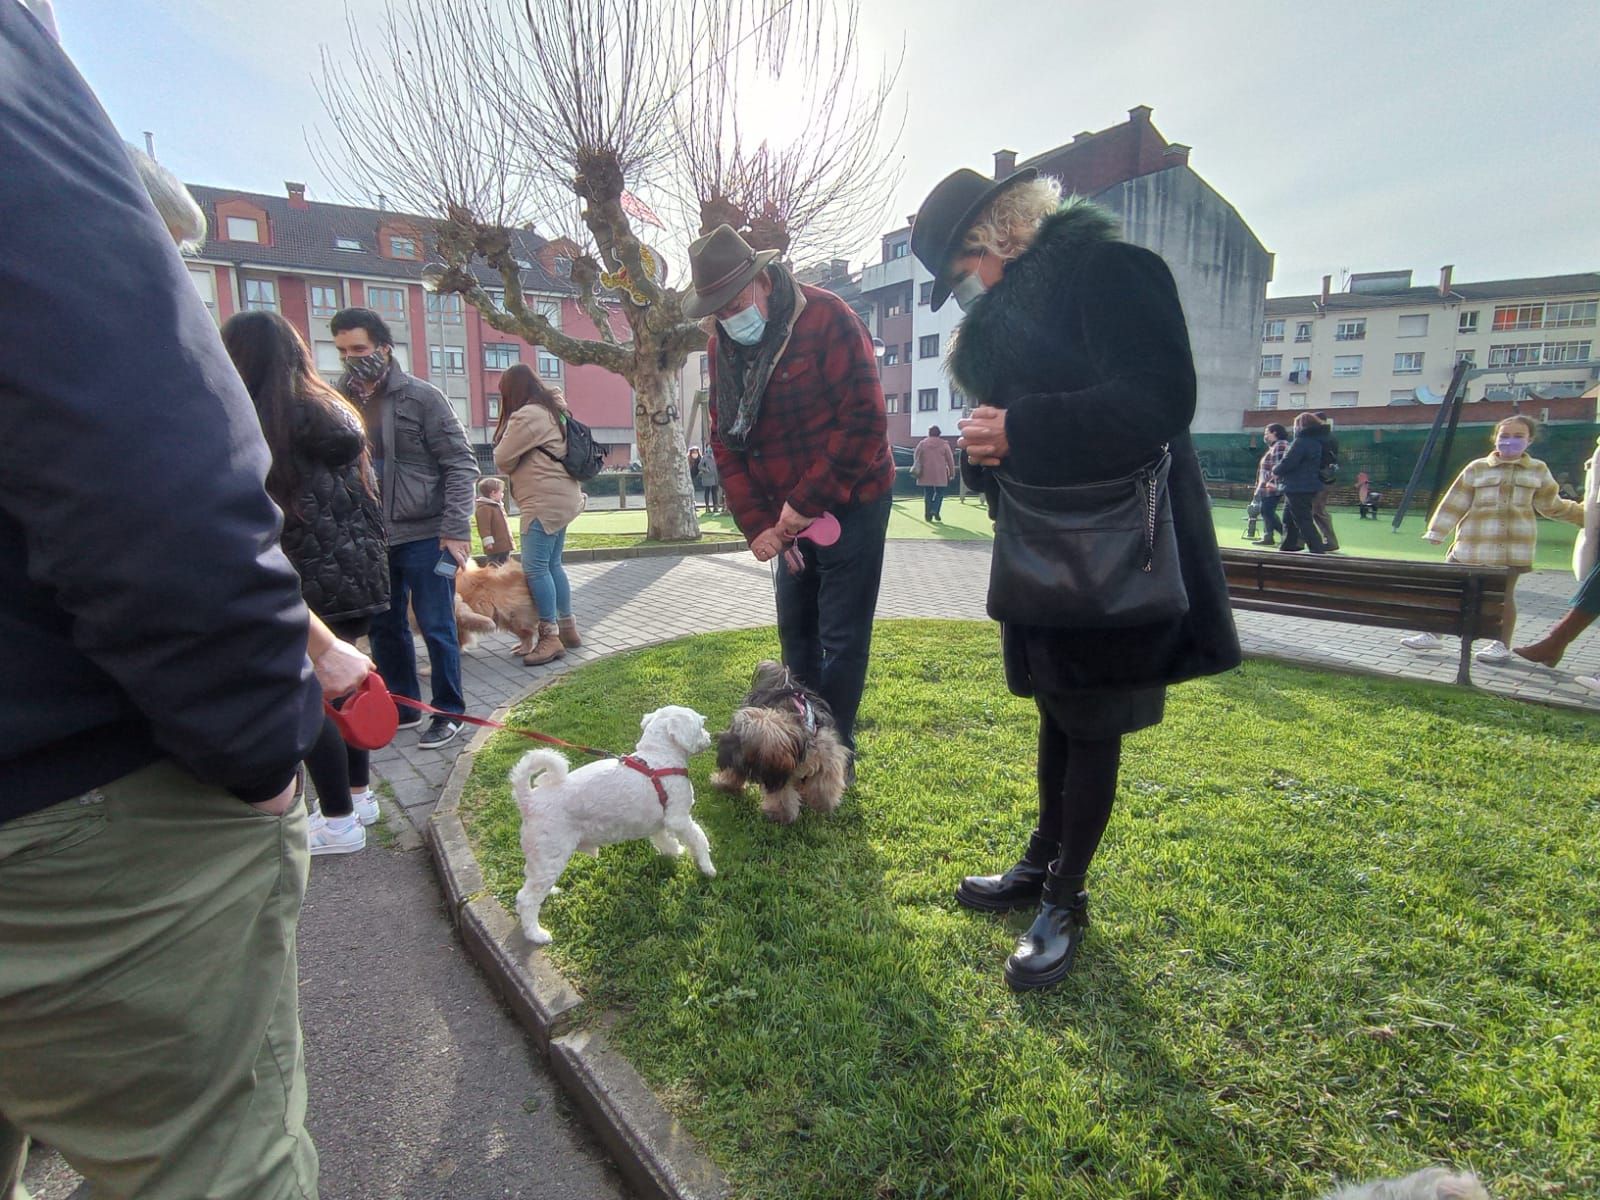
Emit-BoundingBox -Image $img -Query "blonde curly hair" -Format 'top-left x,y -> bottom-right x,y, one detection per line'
961,177 -> 1064,263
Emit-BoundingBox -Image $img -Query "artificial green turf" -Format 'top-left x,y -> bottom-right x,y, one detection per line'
459,622 -> 1600,1200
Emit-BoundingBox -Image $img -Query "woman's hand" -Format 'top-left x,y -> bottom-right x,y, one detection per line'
957,406 -> 1009,466
312,638 -> 374,699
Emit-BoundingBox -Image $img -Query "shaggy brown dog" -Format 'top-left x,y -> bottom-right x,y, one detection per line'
710,660 -> 850,823
454,560 -> 540,655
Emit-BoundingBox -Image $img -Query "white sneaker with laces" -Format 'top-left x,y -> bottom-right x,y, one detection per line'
1474,639 -> 1512,665
1576,675 -> 1600,693
1401,632 -> 1443,651
353,789 -> 381,827
308,813 -> 366,856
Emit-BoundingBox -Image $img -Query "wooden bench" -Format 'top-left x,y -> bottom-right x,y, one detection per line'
1218,548 -> 1509,685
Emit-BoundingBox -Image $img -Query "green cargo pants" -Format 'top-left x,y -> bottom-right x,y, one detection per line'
0,761 -> 318,1200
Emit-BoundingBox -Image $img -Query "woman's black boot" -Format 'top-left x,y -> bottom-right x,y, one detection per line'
955,830 -> 1058,913
1004,865 -> 1088,991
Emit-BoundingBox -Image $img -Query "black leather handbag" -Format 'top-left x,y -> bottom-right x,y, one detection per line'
986,448 -> 1190,629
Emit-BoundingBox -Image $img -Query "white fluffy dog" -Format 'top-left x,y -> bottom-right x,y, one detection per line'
1321,1168 -> 1490,1200
510,705 -> 714,945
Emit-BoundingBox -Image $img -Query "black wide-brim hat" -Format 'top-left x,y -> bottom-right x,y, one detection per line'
910,166 -> 1038,312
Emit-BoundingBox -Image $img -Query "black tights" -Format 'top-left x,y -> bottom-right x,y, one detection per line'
305,616 -> 372,818
1035,705 -> 1123,888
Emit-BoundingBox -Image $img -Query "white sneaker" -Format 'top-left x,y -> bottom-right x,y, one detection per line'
1401,632 -> 1443,651
1576,675 -> 1600,693
352,789 -> 381,827
308,814 -> 366,856
1475,640 -> 1511,664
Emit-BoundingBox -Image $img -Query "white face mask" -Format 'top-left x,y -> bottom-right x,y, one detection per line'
951,272 -> 988,313
719,304 -> 767,346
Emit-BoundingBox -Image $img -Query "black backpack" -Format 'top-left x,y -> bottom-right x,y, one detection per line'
539,414 -> 605,482
1317,435 -> 1340,485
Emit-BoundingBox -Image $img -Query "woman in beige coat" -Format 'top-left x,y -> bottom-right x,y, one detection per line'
492,364 -> 585,665
912,425 -> 958,522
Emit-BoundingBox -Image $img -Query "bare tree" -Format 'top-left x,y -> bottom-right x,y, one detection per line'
315,0 -> 902,541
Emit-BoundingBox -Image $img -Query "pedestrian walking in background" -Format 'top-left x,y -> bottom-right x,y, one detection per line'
1273,412 -> 1334,554
911,166 -> 1239,992
913,425 -> 958,521
1252,422 -> 1289,546
493,363 -> 585,666
1308,410 -> 1341,551
698,443 -> 721,512
476,476 -> 515,565
1515,432 -> 1600,682
1403,416 -> 1583,664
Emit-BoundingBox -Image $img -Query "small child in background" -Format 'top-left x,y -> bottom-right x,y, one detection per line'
1402,415 -> 1584,664
476,476 -> 514,566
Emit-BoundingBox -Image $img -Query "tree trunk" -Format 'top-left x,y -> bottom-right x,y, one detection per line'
630,363 -> 701,541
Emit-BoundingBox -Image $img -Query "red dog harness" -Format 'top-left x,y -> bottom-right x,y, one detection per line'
619,756 -> 688,810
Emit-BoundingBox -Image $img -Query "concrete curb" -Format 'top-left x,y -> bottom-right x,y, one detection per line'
424,700 -> 731,1200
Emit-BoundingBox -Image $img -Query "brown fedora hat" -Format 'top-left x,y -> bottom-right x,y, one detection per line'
682,224 -> 780,319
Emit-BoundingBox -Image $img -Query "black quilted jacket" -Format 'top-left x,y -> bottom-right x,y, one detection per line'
280,403 -> 391,623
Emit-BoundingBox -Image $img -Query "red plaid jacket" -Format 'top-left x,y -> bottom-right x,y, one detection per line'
1256,438 -> 1289,494
708,284 -> 895,540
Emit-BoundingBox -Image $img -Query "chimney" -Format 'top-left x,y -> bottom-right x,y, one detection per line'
1128,104 -> 1153,124
1072,130 -> 1094,143
1438,264 -> 1454,297
143,131 -> 156,158
993,149 -> 1017,179
285,181 -> 309,210
1320,274 -> 1332,306
1163,143 -> 1191,166
376,192 -> 387,212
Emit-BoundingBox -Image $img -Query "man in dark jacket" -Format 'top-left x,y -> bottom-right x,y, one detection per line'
0,4 -> 324,1193
333,307 -> 479,749
688,225 -> 895,760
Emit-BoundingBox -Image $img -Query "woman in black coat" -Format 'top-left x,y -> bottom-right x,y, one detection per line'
910,169 -> 1241,991
1273,411 -> 1333,553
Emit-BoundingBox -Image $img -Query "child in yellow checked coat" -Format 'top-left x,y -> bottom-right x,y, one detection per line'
1402,415 -> 1584,664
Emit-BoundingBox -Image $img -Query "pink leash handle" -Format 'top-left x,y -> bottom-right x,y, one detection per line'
782,511 -> 842,574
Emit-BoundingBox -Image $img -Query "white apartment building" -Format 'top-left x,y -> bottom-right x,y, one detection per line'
1258,268 -> 1600,413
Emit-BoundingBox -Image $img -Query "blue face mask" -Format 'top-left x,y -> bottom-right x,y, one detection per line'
720,304 -> 767,346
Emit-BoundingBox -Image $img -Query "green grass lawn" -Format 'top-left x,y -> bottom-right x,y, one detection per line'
459,623 -> 1600,1200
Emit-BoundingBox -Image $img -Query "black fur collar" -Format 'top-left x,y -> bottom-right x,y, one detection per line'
947,198 -> 1119,402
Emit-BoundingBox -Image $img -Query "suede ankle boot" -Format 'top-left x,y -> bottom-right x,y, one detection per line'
557,615 -> 583,649
955,830 -> 1058,913
523,621 -> 566,666
1514,608 -> 1596,667
1003,864 -> 1089,991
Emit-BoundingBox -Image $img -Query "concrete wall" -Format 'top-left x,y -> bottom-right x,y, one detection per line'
1093,165 -> 1274,434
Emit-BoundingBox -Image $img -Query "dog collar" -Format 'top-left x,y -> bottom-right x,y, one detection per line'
620,755 -> 689,810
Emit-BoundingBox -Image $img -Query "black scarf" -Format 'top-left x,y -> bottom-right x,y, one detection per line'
715,264 -> 799,451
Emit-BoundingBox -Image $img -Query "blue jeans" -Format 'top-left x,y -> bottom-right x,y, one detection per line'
773,497 -> 891,752
922,485 -> 946,520
521,520 -> 571,621
368,537 -> 465,719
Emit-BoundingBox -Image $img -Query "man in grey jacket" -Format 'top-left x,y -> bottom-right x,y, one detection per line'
333,307 -> 478,748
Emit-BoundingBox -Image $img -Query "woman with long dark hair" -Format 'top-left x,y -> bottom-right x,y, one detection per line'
222,310 -> 391,855
492,363 -> 584,665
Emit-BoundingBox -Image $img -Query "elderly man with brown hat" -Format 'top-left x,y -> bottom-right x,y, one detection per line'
686,224 -> 895,769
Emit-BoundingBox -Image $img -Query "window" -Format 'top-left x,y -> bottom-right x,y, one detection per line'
1289,392 -> 1307,406
699,354 -> 709,387
187,267 -> 216,316
1260,354 -> 1282,377
890,241 -> 908,259
1397,314 -> 1429,337
919,334 -> 940,359
903,342 -> 913,361
918,281 -> 933,306
314,342 -> 342,374
226,216 -> 261,242
1492,304 -> 1543,332
243,278 -> 278,312
1329,391 -> 1359,407
486,393 -> 500,420
1332,354 -> 1363,378
368,286 -> 405,319
950,387 -> 966,410
485,288 -> 505,309
882,345 -> 899,366
1487,340 -> 1591,367
1458,310 -> 1478,334
426,292 -> 463,323
1256,390 -> 1279,409
536,298 -> 562,327
335,236 -> 363,252
537,351 -> 562,379
1394,352 -> 1424,374
884,394 -> 900,414
1262,319 -> 1285,342
429,346 -> 465,375
389,343 -> 409,371
1455,350 -> 1476,366
885,288 -> 913,318
917,388 -> 939,412
1544,300 -> 1598,329
1289,357 -> 1310,381
553,256 -> 572,277
310,285 -> 340,318
1335,318 -> 1366,341
1294,322 -> 1312,343
483,343 -> 520,370
389,236 -> 419,259
1390,389 -> 1417,403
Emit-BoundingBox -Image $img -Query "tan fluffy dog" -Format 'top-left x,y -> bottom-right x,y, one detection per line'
710,661 -> 850,823
454,560 -> 540,655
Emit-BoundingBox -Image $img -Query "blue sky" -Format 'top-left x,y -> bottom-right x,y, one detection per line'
53,0 -> 1600,296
